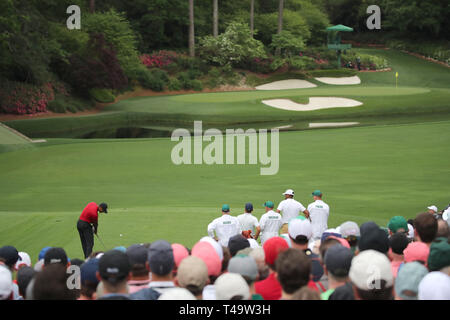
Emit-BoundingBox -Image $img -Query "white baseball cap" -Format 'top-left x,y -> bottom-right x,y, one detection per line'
215,273 -> 250,300
349,249 -> 394,291
200,236 -> 224,261
0,265 -> 12,300
427,205 -> 438,213
158,288 -> 196,300
407,223 -> 415,239
15,252 -> 31,270
283,189 -> 294,196
418,272 -> 450,300
288,218 -> 313,240
340,221 -> 361,238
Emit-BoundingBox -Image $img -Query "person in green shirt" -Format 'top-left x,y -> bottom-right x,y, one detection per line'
321,244 -> 353,300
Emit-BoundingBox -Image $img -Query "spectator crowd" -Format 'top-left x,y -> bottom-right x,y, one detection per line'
1,189 -> 449,300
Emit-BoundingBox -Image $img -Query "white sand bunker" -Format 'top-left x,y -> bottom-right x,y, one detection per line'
262,97 -> 363,111
255,79 -> 317,90
309,122 -> 360,128
314,76 -> 361,85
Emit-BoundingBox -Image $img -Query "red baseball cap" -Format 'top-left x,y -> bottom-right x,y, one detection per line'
263,237 -> 289,266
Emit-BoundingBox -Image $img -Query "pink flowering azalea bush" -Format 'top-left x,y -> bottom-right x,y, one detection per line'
140,51 -> 177,69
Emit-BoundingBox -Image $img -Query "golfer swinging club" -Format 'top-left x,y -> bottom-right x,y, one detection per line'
77,202 -> 108,258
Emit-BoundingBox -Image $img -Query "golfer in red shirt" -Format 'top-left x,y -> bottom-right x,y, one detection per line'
77,202 -> 108,258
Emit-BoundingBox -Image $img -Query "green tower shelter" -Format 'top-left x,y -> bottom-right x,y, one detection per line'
326,24 -> 354,68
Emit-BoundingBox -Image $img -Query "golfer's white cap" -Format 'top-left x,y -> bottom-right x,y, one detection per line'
427,205 -> 438,213
15,252 -> 31,270
283,189 -> 294,196
0,265 -> 12,300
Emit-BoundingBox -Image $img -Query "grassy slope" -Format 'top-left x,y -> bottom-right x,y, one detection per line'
0,121 -> 449,261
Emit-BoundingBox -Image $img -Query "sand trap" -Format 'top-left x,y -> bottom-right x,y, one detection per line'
314,76 -> 361,85
262,97 -> 363,111
272,125 -> 293,130
255,79 -> 317,90
309,122 -> 360,128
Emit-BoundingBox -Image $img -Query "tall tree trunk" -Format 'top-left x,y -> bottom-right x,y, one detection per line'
250,0 -> 254,37
276,0 -> 284,56
213,0 -> 219,37
189,0 -> 195,57
89,0 -> 95,13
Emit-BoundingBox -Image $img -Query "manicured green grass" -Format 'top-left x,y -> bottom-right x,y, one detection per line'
0,124 -> 30,144
0,121 -> 449,261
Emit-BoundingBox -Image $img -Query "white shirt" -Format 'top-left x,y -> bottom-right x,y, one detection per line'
259,210 -> 282,244
207,214 -> 242,247
307,199 -> 330,239
237,213 -> 260,234
277,198 -> 306,224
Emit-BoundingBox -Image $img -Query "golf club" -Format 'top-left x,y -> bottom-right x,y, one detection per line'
95,233 -> 107,250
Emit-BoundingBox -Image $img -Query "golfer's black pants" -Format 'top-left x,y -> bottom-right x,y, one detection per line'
77,219 -> 94,259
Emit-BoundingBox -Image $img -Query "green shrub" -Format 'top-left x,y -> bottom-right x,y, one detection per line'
270,58 -> 287,71
289,56 -> 317,70
168,78 -> 182,91
89,88 -> 116,103
47,94 -> 94,113
136,68 -> 166,91
191,80 -> 203,91
150,69 -> 169,84
47,99 -> 67,113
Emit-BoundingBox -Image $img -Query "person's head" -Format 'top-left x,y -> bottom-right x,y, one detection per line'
69,258 -> 84,268
80,258 -> 99,300
16,266 -> 35,299
290,286 -> 321,300
158,287 -> 196,300
0,246 -> 20,270
33,264 -> 77,300
245,203 -> 253,213
288,217 -> 312,249
191,241 -> 221,284
418,271 -> 450,300
43,247 -> 69,268
275,249 -> 311,297
436,219 -> 449,238
0,265 -> 13,300
222,204 -> 230,215
249,247 -> 269,281
349,250 -> 394,300
97,250 -> 131,294
171,243 -> 189,276
263,237 -> 289,271
427,205 -> 438,215
214,273 -> 250,300
228,234 -> 250,257
263,201 -> 274,212
148,240 -> 175,279
311,189 -> 322,201
98,202 -> 108,213
358,223 -> 389,254
227,254 -> 259,286
414,212 -> 438,244
283,189 -> 294,199
15,252 -> 32,271
427,237 -> 450,271
221,246 -> 231,273
404,241 -> 430,265
126,244 -> 149,279
394,262 -> 428,300
319,237 -> 341,262
324,245 -> 353,283
389,232 -> 409,258
175,256 -> 208,298
339,221 -> 360,250
388,216 -> 408,236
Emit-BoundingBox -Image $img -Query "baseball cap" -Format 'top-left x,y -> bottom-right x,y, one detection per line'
359,221 -> 379,235
222,204 -> 230,212
14,252 -> 31,270
227,254 -> 258,281
349,249 -> 394,291
245,203 -> 253,212
288,218 -> 312,240
388,216 -> 408,234
99,202 -> 108,213
407,223 -> 415,239
228,234 -> 250,257
427,205 -> 438,213
0,246 -> 21,266
44,247 -> 68,266
324,245 -> 353,278
418,271 -> 450,300
158,288 -> 196,300
98,250 -> 131,283
283,189 -> 294,196
263,237 -> 289,266
404,241 -> 430,264
148,240 -> 174,276
328,236 -> 351,249
312,190 -> 322,197
171,243 -> 189,268
200,237 -> 224,261
263,201 -> 274,208
80,258 -> 100,285
428,237 -> 450,271
0,265 -> 12,300
215,273 -> 250,300
38,247 -> 52,261
321,229 -> 343,243
389,232 -> 409,255
395,262 -> 428,300
177,256 -> 208,289
340,221 -> 361,238
114,246 -> 126,253
192,241 -> 221,277
126,244 -> 148,266
34,259 -> 44,272
358,225 -> 389,254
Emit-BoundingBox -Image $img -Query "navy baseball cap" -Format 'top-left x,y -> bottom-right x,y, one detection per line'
0,246 -> 21,266
98,250 -> 131,283
245,203 -> 253,212
126,244 -> 148,266
148,240 -> 174,276
324,245 -> 353,278
44,247 -> 68,266
81,258 -> 99,285
99,203 -> 108,213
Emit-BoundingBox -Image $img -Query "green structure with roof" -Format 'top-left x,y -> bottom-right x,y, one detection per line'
326,24 -> 354,68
